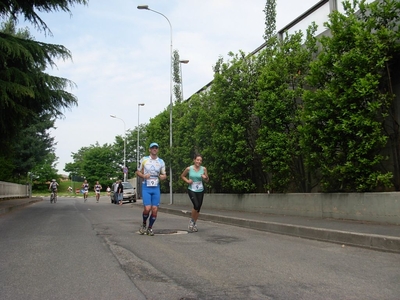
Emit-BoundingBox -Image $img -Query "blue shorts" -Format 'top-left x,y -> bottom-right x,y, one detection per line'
142,185 -> 161,207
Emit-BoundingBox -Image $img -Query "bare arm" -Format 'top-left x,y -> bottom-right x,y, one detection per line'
180,167 -> 192,184
202,167 -> 209,182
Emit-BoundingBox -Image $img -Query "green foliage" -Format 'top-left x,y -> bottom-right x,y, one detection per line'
125,124 -> 147,173
172,92 -> 215,192
0,0 -> 88,35
12,114 -> 56,177
0,25 -> 77,144
263,0 -> 276,43
61,0 -> 400,194
30,152 -> 59,184
0,155 -> 14,181
209,51 -> 262,193
300,0 -> 399,191
64,122 -> 149,191
0,20 -> 75,181
143,110 -> 171,192
0,0 -> 87,182
64,143 -> 117,188
172,49 -> 182,102
255,24 -> 318,192
32,180 -> 86,195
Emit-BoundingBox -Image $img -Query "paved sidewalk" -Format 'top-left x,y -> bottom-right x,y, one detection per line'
1,197 -> 399,253
153,203 -> 400,254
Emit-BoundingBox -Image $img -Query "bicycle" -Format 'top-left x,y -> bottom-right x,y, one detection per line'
50,189 -> 57,203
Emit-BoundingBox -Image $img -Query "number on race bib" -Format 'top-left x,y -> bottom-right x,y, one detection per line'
191,181 -> 203,191
146,178 -> 159,187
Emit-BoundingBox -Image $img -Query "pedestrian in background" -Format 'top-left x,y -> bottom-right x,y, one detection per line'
112,180 -> 119,204
136,142 -> 167,236
117,180 -> 123,205
180,154 -> 209,232
106,186 -> 111,196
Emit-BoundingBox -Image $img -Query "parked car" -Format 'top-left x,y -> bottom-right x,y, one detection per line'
110,181 -> 136,203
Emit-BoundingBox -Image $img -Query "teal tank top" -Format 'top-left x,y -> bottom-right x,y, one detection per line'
188,165 -> 204,192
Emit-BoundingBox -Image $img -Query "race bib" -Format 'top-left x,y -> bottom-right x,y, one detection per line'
191,181 -> 203,191
146,178 -> 159,187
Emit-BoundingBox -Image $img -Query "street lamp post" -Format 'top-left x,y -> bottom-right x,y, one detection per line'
137,103 -> 145,199
110,115 -> 127,182
179,59 -> 189,101
138,5 -> 174,204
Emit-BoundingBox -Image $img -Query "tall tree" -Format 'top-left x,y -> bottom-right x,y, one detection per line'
0,0 -> 87,181
263,0 -> 276,43
12,113 -> 56,178
0,0 -> 88,35
0,19 -> 77,147
172,49 -> 182,102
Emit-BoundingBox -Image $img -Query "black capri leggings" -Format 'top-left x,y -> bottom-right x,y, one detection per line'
187,189 -> 204,212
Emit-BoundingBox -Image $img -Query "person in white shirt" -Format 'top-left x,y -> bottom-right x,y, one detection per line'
136,142 -> 167,236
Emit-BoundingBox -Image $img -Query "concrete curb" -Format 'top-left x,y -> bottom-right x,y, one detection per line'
158,207 -> 400,254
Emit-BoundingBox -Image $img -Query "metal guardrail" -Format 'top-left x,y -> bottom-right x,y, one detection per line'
0,181 -> 30,199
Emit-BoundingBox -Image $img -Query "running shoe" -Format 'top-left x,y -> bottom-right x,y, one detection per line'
139,224 -> 146,235
188,220 -> 194,232
193,224 -> 198,232
146,228 -> 154,236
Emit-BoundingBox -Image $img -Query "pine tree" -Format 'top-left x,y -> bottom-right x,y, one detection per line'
0,0 -> 87,180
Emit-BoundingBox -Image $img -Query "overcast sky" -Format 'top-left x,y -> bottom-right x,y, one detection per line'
20,0 -> 322,174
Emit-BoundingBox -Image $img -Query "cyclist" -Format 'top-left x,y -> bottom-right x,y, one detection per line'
94,181 -> 102,203
48,179 -> 59,203
82,179 -> 89,202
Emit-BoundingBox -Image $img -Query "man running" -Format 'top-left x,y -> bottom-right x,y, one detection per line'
136,142 -> 167,236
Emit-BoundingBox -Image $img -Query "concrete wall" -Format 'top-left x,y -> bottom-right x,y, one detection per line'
161,192 -> 400,225
0,181 -> 30,199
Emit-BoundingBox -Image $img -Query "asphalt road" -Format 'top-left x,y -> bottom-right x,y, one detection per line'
0,196 -> 399,300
